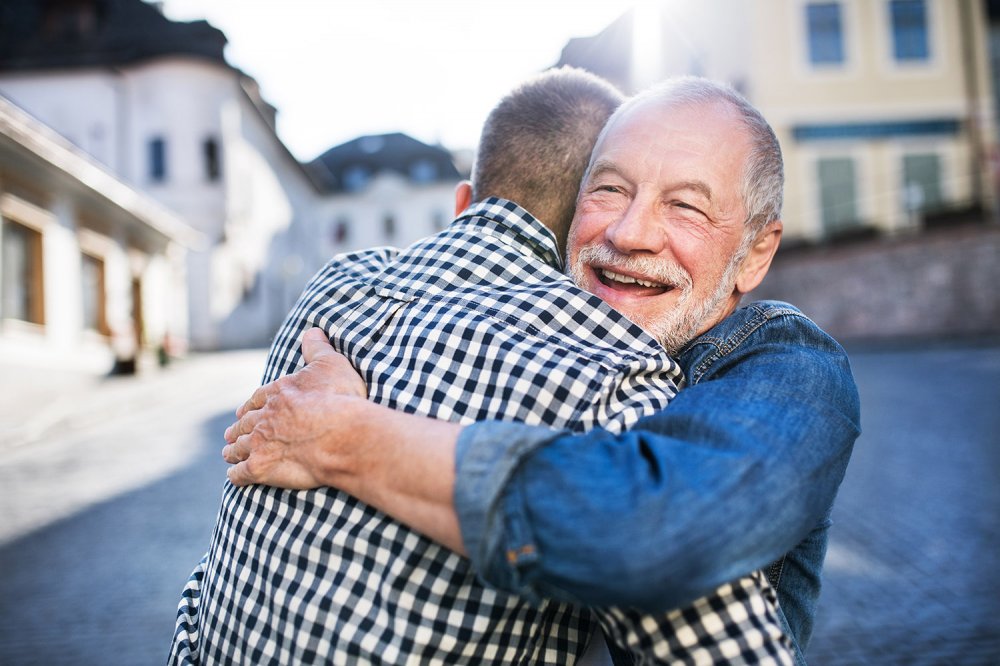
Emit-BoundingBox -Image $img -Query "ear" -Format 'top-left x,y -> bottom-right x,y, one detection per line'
735,221 -> 782,295
454,180 -> 473,216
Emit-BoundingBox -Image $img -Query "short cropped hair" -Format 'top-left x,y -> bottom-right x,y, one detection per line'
473,67 -> 624,249
594,76 -> 784,238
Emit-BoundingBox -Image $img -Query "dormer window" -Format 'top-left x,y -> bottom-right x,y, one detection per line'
343,166 -> 370,192
409,159 -> 438,183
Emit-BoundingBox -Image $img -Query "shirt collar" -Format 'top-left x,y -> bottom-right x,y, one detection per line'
453,197 -> 563,271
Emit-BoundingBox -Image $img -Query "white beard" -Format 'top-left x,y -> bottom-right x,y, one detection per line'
569,243 -> 744,354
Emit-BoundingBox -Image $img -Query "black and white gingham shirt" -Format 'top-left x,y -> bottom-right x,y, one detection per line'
170,199 -> 795,665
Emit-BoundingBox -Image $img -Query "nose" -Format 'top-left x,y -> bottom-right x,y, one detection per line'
605,196 -> 666,255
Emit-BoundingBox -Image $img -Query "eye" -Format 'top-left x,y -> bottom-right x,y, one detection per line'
672,200 -> 705,216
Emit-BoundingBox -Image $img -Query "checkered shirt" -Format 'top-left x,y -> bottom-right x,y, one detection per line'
170,198 -> 795,665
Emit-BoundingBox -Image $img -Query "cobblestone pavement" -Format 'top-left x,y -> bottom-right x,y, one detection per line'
0,341 -> 997,665
0,350 -> 268,666
806,341 -> 1000,665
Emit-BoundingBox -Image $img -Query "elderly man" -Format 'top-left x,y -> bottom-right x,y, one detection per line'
175,71 -> 796,665
224,76 -> 861,662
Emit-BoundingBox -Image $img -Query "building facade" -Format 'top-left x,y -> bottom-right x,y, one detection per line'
0,0 -> 463,353
308,133 -> 462,256
0,94 -> 199,373
556,0 -> 997,243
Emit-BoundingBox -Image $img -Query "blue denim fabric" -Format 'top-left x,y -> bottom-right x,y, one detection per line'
454,300 -> 860,656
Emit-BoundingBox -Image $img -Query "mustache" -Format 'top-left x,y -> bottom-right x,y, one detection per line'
575,244 -> 693,291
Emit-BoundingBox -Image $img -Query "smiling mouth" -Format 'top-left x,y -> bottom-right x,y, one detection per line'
597,268 -> 672,293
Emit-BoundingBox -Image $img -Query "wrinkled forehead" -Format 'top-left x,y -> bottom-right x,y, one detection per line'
589,98 -> 751,179
607,96 -> 743,145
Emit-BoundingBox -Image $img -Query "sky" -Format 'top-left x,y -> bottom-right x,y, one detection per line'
162,0 -> 638,162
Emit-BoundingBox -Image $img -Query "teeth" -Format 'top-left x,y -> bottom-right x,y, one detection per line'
601,269 -> 662,288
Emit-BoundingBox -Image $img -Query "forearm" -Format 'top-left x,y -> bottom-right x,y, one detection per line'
453,317 -> 861,611
460,413 -> 853,611
328,397 -> 468,555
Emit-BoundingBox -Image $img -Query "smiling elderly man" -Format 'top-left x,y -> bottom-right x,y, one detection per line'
223,76 -> 861,663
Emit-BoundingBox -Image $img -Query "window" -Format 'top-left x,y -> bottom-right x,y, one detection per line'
432,210 -> 447,231
332,217 -> 350,245
817,157 -> 859,234
343,166 -> 370,192
902,153 -> 943,212
1,219 -> 44,325
806,2 -> 845,65
409,159 -> 438,183
203,137 -> 221,182
149,136 -> 167,182
890,0 -> 929,62
81,253 -> 109,334
383,214 -> 396,239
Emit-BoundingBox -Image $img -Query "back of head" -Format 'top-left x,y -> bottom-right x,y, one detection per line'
597,76 -> 784,240
473,67 -> 624,250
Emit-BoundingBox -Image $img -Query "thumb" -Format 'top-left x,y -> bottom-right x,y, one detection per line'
301,327 -> 336,364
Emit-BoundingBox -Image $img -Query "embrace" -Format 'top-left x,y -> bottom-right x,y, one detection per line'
170,69 -> 860,666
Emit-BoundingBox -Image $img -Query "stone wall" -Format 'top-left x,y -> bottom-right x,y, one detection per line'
750,224 -> 1000,342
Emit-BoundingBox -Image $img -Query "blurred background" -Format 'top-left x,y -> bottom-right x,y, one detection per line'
0,1 -> 997,664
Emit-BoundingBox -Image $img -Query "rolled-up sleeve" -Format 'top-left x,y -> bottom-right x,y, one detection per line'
454,421 -> 568,601
453,309 -> 861,612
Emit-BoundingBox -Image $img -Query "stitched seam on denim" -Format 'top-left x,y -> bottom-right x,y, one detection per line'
689,305 -> 805,384
767,556 -> 786,589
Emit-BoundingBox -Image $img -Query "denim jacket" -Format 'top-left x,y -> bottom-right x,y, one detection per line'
454,300 -> 861,659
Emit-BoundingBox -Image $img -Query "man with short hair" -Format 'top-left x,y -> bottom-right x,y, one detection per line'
173,70 -> 796,665
224,76 -> 861,662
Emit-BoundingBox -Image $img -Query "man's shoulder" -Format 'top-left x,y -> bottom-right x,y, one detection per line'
331,246 -> 400,275
680,300 -> 849,384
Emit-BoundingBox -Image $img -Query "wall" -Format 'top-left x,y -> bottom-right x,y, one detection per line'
750,223 -> 1000,341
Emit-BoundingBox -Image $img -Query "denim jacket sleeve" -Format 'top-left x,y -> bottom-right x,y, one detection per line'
453,301 -> 861,612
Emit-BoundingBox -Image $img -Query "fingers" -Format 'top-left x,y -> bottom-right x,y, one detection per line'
225,405 -> 260,443
238,383 -> 274,420
222,433 -> 253,464
301,327 -> 335,364
227,461 -> 253,487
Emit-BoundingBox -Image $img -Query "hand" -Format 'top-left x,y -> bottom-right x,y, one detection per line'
222,328 -> 368,488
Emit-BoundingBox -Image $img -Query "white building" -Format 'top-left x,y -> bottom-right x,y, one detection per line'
0,93 -> 200,373
307,133 -> 463,257
0,0 -> 463,351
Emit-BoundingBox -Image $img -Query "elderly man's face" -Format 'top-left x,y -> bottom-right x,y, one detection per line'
567,98 -> 755,352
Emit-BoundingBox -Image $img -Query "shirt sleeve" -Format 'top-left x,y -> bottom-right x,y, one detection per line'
453,313 -> 861,612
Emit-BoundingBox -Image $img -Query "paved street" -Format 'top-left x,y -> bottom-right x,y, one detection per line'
807,341 -> 1000,665
0,340 -> 998,665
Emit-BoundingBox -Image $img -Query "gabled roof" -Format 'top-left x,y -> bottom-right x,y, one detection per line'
554,9 -> 634,93
308,132 -> 463,194
0,0 -> 228,72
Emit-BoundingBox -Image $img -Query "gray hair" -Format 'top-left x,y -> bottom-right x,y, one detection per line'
592,76 -> 784,240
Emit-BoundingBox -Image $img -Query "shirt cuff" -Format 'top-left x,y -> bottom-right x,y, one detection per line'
454,420 -> 565,592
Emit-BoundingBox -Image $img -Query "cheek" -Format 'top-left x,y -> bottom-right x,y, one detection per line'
567,214 -> 604,251
571,205 -> 620,242
671,239 -> 732,290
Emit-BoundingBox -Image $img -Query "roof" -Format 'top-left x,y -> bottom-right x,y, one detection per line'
554,8 -> 634,92
307,132 -> 463,194
0,0 -> 228,72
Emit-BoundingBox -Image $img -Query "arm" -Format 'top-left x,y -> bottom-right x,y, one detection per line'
453,311 -> 860,611
227,315 -> 860,612
224,328 -> 468,554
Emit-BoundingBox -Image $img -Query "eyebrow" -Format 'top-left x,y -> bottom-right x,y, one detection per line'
584,158 -> 623,182
675,180 -> 714,202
